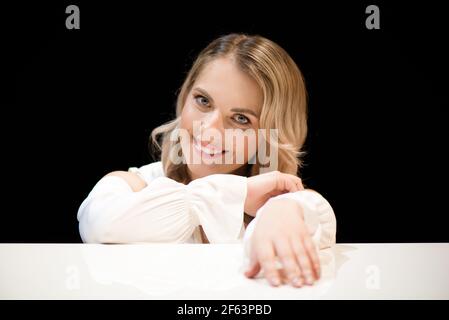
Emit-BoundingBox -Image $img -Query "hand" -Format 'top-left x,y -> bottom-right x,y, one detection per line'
244,171 -> 303,216
244,198 -> 321,287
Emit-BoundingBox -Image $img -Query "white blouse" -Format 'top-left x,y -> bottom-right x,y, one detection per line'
77,162 -> 337,253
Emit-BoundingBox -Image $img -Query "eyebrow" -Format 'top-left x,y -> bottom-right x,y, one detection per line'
193,87 -> 259,118
194,87 -> 215,104
230,108 -> 258,118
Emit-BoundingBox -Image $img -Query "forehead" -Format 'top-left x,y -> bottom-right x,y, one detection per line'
194,57 -> 263,115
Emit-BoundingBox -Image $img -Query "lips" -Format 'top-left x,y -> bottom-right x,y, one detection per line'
192,137 -> 227,157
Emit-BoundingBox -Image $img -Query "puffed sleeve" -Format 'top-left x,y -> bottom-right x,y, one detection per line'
77,174 -> 247,244
243,189 -> 337,257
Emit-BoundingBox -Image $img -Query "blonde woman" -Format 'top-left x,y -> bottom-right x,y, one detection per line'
77,34 -> 337,288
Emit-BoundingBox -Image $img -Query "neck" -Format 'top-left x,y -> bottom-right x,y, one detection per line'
187,164 -> 252,182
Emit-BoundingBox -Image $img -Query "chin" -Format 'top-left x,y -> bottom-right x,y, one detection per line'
187,163 -> 246,180
187,164 -> 224,177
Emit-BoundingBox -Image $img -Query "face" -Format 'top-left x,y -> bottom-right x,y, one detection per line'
179,57 -> 263,180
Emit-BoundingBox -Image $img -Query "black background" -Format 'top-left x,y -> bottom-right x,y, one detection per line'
9,2 -> 448,243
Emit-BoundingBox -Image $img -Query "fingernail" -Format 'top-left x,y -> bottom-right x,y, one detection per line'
270,277 -> 280,286
291,277 -> 303,287
304,273 -> 314,285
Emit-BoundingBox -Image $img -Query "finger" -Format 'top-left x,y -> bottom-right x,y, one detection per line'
272,172 -> 296,195
258,241 -> 282,287
296,177 -> 304,190
244,259 -> 261,278
245,246 -> 261,278
270,177 -> 297,197
286,174 -> 304,193
290,235 -> 315,285
293,216 -> 321,280
285,176 -> 300,192
293,179 -> 303,193
282,174 -> 301,193
301,229 -> 321,280
273,238 -> 304,287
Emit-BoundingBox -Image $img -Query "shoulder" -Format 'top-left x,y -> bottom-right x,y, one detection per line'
128,161 -> 165,183
105,171 -> 147,192
105,162 -> 165,192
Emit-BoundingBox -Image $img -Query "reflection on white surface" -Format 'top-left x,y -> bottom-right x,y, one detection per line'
1,243 -> 448,299
80,244 -> 338,299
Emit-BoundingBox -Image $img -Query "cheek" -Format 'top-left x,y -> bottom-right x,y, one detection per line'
180,102 -> 202,162
245,135 -> 258,159
180,101 -> 201,132
232,133 -> 258,161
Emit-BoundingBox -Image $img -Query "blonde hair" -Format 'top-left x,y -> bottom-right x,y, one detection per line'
151,33 -> 308,184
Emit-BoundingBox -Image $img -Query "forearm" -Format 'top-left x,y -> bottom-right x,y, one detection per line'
78,174 -> 247,244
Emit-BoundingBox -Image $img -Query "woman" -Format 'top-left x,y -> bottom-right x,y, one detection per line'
78,34 -> 337,288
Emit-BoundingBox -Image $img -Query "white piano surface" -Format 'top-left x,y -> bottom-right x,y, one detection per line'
1,243 -> 448,299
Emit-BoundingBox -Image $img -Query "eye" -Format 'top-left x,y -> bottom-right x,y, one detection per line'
194,95 -> 210,108
233,114 -> 250,125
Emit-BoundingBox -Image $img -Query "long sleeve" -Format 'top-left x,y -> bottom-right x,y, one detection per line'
243,189 -> 337,257
77,174 -> 247,244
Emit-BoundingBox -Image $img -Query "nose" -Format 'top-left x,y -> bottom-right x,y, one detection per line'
201,109 -> 224,131
199,110 -> 225,148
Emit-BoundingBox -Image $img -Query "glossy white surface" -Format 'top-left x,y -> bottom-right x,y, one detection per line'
1,243 -> 448,299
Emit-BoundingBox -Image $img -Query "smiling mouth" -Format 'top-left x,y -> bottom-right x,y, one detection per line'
192,137 -> 228,158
